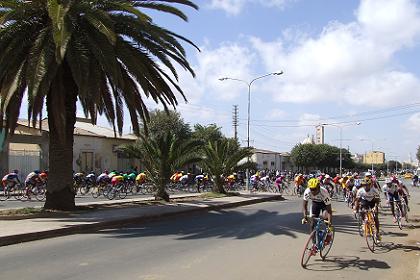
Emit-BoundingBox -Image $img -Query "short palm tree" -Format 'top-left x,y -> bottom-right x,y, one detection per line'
120,133 -> 202,201
201,139 -> 253,194
0,0 -> 198,210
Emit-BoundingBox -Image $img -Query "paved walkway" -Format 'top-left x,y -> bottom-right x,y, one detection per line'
0,193 -> 282,246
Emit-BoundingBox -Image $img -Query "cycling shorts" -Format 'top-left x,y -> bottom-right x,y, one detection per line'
311,201 -> 327,218
360,199 -> 376,210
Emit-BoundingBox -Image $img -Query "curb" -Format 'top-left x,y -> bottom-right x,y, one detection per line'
0,195 -> 283,247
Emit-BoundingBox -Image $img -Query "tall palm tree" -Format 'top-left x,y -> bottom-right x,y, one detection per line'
120,133 -> 202,201
201,139 -> 253,194
0,0 -> 198,210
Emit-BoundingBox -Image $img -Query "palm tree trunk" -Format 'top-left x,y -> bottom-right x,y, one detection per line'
155,184 -> 170,202
44,63 -> 77,210
214,176 -> 226,194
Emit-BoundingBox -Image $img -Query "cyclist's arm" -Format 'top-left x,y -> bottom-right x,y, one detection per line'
325,204 -> 333,224
302,200 -> 309,217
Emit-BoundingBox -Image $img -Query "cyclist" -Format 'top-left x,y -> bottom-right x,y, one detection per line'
2,169 -> 21,190
24,170 -> 42,199
391,176 -> 410,205
294,173 -> 305,196
302,178 -> 333,252
322,174 -> 335,197
354,178 -> 381,241
412,174 -> 418,187
136,172 -> 147,185
275,175 -> 286,192
97,170 -> 110,184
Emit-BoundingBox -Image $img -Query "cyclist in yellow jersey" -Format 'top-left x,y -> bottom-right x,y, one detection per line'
136,172 -> 146,184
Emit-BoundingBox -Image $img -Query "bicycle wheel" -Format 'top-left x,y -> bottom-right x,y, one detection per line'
35,186 -> 46,201
301,231 -> 316,268
320,226 -> 335,260
402,203 -> 409,223
0,186 -> 9,201
364,221 -> 376,252
395,204 -> 403,230
118,186 -> 128,199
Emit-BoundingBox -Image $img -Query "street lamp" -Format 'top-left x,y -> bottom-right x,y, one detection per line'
219,71 -> 284,191
321,122 -> 361,177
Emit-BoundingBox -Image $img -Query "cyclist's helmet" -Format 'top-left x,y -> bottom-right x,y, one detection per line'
308,178 -> 320,189
364,178 -> 372,186
365,172 -> 372,177
384,178 -> 392,184
34,170 -> 40,174
12,169 -> 19,174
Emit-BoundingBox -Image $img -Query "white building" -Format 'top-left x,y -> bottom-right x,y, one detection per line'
251,149 -> 292,171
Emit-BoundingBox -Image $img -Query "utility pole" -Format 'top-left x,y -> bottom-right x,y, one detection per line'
232,105 -> 239,141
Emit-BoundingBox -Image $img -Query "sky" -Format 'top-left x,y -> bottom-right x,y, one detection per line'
20,0 -> 420,163
142,0 -> 420,164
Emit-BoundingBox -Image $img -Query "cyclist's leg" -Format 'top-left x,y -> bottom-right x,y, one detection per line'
310,202 -> 324,243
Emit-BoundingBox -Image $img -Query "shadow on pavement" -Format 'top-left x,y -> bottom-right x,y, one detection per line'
305,255 -> 391,271
94,202 -> 363,241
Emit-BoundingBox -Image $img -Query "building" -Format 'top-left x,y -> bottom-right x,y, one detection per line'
301,134 -> 315,145
0,118 -> 139,179
363,151 -> 385,165
352,153 -> 364,164
315,125 -> 324,144
251,149 -> 293,171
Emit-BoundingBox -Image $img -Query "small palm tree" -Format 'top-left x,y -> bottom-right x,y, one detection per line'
120,133 -> 202,201
0,0 -> 198,210
201,139 -> 253,194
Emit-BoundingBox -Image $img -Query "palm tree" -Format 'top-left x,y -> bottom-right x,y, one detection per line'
201,139 -> 253,194
120,133 -> 202,201
0,0 -> 198,210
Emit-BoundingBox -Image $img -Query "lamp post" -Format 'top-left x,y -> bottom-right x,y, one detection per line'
321,122 -> 361,177
219,71 -> 284,191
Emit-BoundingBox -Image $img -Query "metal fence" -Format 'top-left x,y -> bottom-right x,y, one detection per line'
9,150 -> 41,181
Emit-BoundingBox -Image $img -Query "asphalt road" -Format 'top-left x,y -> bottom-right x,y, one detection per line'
0,188 -> 419,280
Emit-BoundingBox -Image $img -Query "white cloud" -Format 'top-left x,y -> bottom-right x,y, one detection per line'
207,0 -> 296,16
265,109 -> 288,119
248,0 -> 420,107
406,112 -> 420,130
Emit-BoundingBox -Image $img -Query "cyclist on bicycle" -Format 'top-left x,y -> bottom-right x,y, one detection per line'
275,175 -> 286,192
97,170 -> 110,184
322,174 -> 335,197
302,178 -> 333,231
302,178 -> 333,252
413,174 -> 418,187
354,178 -> 381,241
24,170 -> 42,199
136,172 -> 147,185
2,170 -> 21,190
295,173 -> 305,196
385,177 -> 410,221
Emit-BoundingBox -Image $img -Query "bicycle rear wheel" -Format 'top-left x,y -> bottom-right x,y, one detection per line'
0,186 -> 9,201
320,227 -> 335,260
301,231 -> 316,268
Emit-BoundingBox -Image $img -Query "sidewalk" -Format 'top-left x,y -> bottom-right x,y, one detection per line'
0,193 -> 283,247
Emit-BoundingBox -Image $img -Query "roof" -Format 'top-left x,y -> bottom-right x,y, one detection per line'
16,119 -> 137,140
253,148 -> 290,156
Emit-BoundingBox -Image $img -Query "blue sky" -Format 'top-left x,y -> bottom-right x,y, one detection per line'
19,0 -> 419,164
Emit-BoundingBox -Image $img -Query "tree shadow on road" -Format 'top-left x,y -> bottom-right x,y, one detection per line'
96,202 -> 365,242
304,255 -> 391,271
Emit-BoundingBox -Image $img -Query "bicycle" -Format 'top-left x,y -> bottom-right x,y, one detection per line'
301,217 -> 335,268
0,183 -> 25,201
359,208 -> 380,252
393,195 -> 409,230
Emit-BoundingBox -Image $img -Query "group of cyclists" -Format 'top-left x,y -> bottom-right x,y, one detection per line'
300,170 -> 413,257
1,169 -> 48,200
